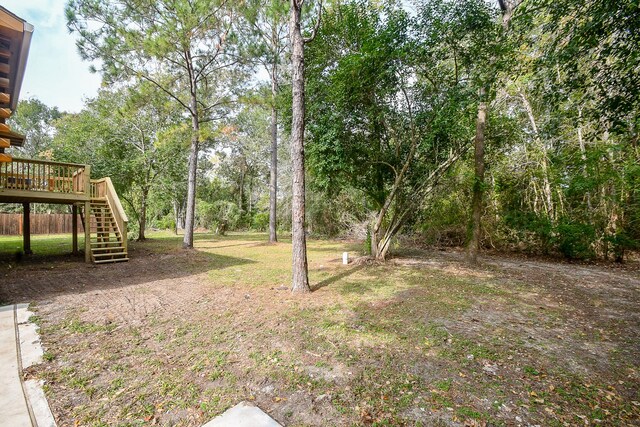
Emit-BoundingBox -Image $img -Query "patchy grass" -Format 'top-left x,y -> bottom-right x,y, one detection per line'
2,231 -> 638,426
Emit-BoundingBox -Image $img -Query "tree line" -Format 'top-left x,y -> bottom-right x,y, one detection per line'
4,0 -> 639,291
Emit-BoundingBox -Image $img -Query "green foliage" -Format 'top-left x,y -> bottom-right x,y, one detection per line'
51,82 -> 187,239
303,0 -> 500,256
553,220 -> 596,260
154,215 -> 177,232
364,227 -> 372,256
7,98 -> 63,159
197,201 -> 242,233
251,212 -> 270,232
518,0 -> 640,133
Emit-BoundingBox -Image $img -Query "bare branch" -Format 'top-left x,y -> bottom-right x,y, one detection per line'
303,0 -> 324,43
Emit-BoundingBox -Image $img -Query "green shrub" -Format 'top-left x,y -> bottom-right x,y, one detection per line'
553,220 -> 595,260
251,212 -> 270,231
154,214 -> 175,231
197,200 -> 242,233
606,231 -> 638,262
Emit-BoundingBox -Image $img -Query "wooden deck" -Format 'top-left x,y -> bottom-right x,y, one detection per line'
0,158 -> 128,263
0,157 -> 90,204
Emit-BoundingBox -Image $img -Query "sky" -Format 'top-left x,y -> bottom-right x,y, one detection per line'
4,0 -> 101,112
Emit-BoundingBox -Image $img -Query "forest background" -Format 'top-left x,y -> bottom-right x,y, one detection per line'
3,0 -> 638,263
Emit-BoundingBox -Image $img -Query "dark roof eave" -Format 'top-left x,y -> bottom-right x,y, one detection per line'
11,21 -> 34,111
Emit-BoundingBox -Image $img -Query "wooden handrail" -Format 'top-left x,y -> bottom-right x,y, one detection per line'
11,157 -> 87,168
0,157 -> 88,194
91,177 -> 128,251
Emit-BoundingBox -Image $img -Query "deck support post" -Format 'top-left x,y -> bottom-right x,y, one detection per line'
84,201 -> 91,263
22,202 -> 32,255
72,204 -> 78,255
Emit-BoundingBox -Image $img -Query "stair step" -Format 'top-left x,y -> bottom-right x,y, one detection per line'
92,246 -> 125,252
93,251 -> 127,258
93,258 -> 129,264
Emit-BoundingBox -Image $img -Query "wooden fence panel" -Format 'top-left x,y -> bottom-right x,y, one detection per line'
0,213 -> 84,235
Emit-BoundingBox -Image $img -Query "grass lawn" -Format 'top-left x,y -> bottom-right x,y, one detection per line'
0,233 -> 86,260
1,231 -> 638,426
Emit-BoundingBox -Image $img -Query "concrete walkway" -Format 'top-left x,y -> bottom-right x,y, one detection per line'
203,401 -> 282,427
0,304 -> 56,427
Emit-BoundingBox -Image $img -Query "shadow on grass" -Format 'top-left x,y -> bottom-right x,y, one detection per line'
196,242 -> 266,250
0,244 -> 257,305
311,265 -> 364,292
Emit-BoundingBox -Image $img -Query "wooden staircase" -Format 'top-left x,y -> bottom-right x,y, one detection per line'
87,198 -> 128,264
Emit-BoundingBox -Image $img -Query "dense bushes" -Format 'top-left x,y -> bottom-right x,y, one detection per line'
197,201 -> 242,234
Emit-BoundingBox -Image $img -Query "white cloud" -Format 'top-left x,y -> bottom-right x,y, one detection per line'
3,0 -> 101,112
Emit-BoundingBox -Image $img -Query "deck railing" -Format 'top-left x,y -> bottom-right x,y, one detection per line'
0,158 -> 89,195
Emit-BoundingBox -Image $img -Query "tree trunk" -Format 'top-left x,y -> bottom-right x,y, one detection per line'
183,102 -> 199,249
138,187 -> 149,241
249,174 -> 254,216
577,107 -> 592,210
269,76 -> 279,243
289,0 -> 310,293
238,159 -> 246,211
520,91 -> 554,221
173,200 -> 180,235
467,88 -> 488,263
